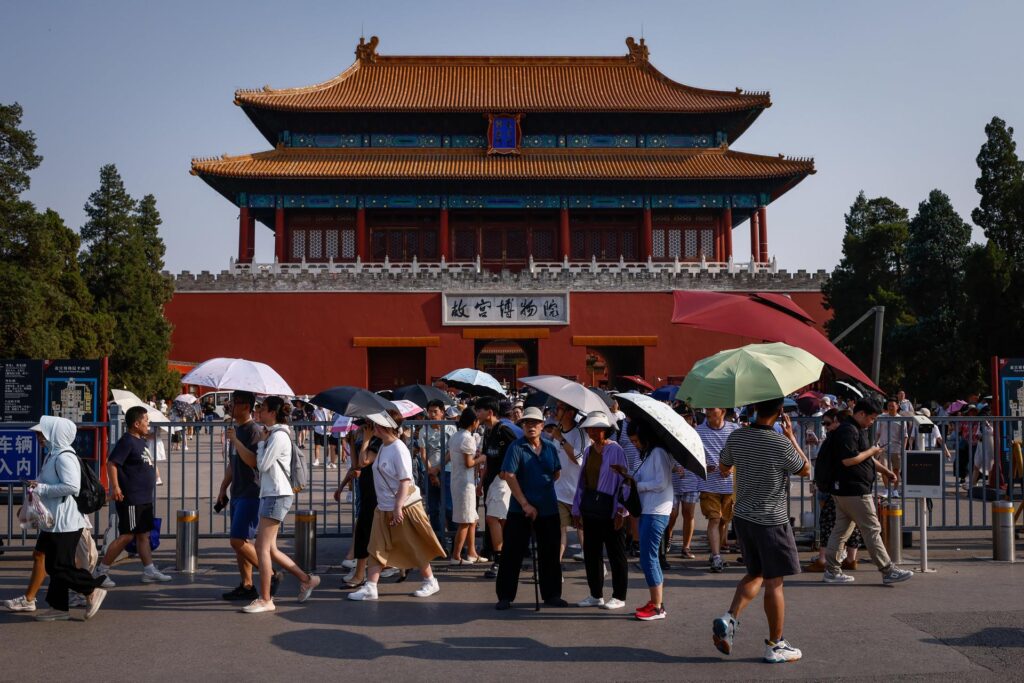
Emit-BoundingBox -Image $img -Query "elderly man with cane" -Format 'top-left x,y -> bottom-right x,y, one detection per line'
494,407 -> 567,610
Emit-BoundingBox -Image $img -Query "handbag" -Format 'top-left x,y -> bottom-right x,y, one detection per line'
125,517 -> 162,554
620,480 -> 642,518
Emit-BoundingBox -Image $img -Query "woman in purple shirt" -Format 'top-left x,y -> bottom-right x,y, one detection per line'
571,411 -> 629,610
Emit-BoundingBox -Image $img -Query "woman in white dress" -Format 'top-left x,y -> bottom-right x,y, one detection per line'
449,408 -> 487,564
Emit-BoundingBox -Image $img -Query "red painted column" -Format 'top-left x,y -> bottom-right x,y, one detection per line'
238,206 -> 251,263
274,206 -> 285,263
559,207 -> 570,260
758,206 -> 769,263
439,207 -> 450,261
356,207 -> 367,261
723,207 -> 733,260
641,208 -> 653,260
749,210 -> 760,263
714,217 -> 723,262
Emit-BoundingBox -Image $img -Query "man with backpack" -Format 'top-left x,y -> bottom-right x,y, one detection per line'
94,405 -> 172,585
820,399 -> 913,586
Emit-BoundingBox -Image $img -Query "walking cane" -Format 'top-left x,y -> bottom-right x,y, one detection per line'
530,520 -> 540,611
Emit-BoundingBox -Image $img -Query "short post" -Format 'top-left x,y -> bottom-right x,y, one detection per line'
294,510 -> 317,572
176,509 -> 199,573
883,499 -> 902,565
992,500 -> 1016,562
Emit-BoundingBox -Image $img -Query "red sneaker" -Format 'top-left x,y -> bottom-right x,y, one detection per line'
635,603 -> 667,621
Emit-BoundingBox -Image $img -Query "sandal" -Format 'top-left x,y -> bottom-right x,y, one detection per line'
342,578 -> 366,589
680,547 -> 696,559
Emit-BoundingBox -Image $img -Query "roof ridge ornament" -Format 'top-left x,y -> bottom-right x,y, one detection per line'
356,35 -> 380,63
625,36 -> 649,63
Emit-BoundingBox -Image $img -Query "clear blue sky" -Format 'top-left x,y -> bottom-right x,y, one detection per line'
4,0 -> 1022,273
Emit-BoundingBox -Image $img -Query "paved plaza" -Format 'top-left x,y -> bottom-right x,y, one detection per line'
1,526 -> 1020,681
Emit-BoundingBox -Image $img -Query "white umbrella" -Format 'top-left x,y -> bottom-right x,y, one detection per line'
173,393 -> 197,404
615,392 -> 707,479
182,357 -> 294,396
110,389 -> 168,424
441,368 -> 507,397
518,375 -> 608,416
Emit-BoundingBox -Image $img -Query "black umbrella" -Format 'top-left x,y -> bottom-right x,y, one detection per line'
615,392 -> 707,479
343,389 -> 397,419
309,386 -> 362,414
392,384 -> 454,409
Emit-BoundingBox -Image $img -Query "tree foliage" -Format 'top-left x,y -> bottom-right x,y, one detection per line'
0,103 -> 113,359
79,165 -> 177,398
823,192 -> 913,389
973,117 -> 1024,262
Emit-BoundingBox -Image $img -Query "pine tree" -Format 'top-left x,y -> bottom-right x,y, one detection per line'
0,103 -> 111,359
80,165 -> 176,397
823,192 -> 912,390
973,117 -> 1024,262
901,190 -> 977,399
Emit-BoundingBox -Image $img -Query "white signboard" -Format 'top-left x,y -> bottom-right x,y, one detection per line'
442,293 -> 569,326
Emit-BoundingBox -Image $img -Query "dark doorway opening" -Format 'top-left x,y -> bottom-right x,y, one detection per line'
585,346 -> 645,390
367,347 -> 426,390
474,338 -> 538,388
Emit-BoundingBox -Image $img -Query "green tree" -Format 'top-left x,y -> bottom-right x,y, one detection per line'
0,103 -> 112,359
823,192 -> 913,391
80,165 -> 176,397
900,190 -> 978,399
972,117 -> 1024,262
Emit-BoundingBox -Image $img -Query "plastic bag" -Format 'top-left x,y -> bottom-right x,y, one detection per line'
18,488 -> 54,531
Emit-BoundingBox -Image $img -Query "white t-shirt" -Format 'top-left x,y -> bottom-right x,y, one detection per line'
373,439 -> 422,512
313,407 -> 330,435
633,447 -> 675,516
554,425 -> 591,504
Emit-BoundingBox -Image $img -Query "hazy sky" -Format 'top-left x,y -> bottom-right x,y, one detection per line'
4,0 -> 1022,274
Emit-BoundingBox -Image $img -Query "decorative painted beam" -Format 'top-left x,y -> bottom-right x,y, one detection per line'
239,193 -> 775,210
448,195 -> 561,209
280,132 -> 728,148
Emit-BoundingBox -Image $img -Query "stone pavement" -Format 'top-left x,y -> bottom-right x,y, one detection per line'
1,530 -> 1020,682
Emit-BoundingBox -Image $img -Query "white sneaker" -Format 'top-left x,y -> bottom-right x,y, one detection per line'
412,578 -> 440,598
2,595 -> 36,612
380,567 -> 400,579
600,598 -> 626,610
242,598 -> 276,613
576,595 -> 605,607
823,570 -> 855,584
68,593 -> 87,609
341,559 -> 357,570
297,574 -> 320,603
93,568 -> 115,588
572,551 -> 585,562
764,638 -> 802,663
142,568 -> 173,583
312,460 -> 321,467
85,588 -> 107,620
348,583 -> 378,601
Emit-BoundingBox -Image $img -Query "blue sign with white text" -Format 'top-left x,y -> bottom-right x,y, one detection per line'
0,429 -> 39,483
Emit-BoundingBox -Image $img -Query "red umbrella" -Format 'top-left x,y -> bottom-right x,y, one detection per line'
671,291 -> 882,393
619,375 -> 655,392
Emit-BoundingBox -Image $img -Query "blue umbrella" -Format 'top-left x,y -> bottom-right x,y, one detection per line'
441,368 -> 506,397
650,385 -> 681,402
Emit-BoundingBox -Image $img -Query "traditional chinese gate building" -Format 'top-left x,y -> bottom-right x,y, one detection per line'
170,36 -> 823,393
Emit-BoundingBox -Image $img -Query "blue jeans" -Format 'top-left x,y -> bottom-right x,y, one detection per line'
639,514 -> 670,587
426,478 -> 445,540
443,470 -> 453,529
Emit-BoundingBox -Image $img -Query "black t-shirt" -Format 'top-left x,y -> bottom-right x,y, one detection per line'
355,436 -> 381,509
230,420 -> 263,500
109,433 -> 156,505
832,417 -> 876,496
482,422 -> 518,490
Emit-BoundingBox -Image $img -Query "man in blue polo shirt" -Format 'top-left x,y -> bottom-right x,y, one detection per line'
495,407 -> 566,610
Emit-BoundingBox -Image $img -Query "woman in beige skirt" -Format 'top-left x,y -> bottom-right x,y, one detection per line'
348,409 -> 446,601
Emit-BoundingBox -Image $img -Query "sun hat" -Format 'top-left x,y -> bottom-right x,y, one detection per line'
517,406 -> 545,424
365,411 -> 398,429
579,411 -> 614,430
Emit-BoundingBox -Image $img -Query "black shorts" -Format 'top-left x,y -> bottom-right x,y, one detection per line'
116,502 -> 155,535
733,516 -> 801,579
317,432 -> 339,448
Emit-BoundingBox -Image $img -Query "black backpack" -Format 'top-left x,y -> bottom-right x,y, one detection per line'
57,449 -> 107,514
813,431 -> 838,493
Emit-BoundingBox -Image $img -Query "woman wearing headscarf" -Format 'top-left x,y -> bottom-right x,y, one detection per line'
28,416 -> 108,621
348,409 -> 446,601
571,411 -> 630,611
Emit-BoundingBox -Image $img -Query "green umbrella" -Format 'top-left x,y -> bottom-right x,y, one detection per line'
677,342 -> 824,408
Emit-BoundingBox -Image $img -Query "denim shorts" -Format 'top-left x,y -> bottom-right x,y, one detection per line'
259,495 -> 294,522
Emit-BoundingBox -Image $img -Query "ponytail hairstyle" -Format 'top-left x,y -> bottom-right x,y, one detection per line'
262,396 -> 290,425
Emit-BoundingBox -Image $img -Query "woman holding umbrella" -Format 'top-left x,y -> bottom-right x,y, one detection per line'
571,411 -> 630,611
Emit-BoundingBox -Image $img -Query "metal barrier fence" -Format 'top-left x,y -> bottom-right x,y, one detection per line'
3,415 -> 1020,548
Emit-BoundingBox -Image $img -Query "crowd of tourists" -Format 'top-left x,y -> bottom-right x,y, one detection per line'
32,372 -> 1022,665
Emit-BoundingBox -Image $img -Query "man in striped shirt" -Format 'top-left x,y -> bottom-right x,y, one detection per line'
712,396 -> 810,664
697,408 -> 740,572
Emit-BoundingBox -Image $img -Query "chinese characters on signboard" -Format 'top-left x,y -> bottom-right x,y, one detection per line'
0,429 -> 39,483
442,293 -> 569,325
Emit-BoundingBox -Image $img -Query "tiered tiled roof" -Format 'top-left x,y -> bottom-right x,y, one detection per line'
234,36 -> 770,114
192,146 -> 813,181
